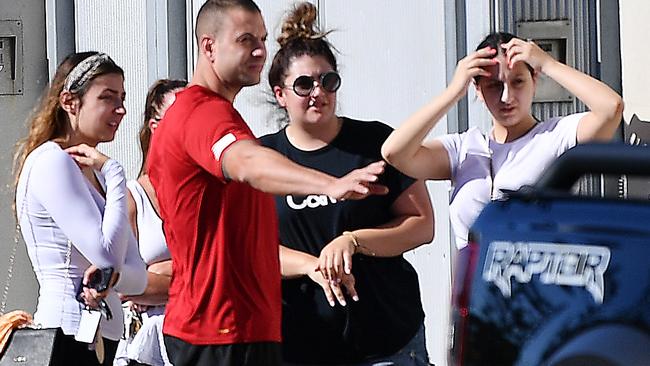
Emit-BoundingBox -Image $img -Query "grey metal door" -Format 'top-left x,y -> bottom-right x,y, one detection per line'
0,0 -> 48,313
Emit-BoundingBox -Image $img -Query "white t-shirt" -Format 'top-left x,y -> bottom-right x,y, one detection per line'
438,113 -> 585,249
15,141 -> 147,340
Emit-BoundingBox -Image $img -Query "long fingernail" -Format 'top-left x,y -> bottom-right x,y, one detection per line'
329,301 -> 335,307
352,295 -> 359,301
341,300 -> 347,306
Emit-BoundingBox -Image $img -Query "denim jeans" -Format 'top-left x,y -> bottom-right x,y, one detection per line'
283,323 -> 431,366
351,324 -> 430,366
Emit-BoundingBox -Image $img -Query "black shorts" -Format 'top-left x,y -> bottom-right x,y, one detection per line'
51,332 -> 119,366
163,334 -> 282,366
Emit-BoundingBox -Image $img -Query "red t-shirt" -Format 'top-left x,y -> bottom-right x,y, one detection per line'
147,85 -> 281,345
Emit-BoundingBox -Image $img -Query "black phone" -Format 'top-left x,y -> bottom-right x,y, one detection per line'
76,267 -> 114,303
87,267 -> 114,292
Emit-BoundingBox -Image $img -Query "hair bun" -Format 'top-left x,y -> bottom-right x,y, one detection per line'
277,2 -> 325,47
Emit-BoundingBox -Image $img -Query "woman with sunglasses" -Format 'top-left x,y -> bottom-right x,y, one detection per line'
260,3 -> 433,365
381,32 -> 623,250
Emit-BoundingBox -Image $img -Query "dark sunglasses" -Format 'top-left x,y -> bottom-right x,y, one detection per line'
288,71 -> 341,97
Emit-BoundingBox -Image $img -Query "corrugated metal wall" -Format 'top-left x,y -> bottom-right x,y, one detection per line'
76,1 -> 186,181
76,1 -> 150,180
496,0 -> 597,121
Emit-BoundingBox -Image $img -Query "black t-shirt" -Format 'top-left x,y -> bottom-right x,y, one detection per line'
260,118 -> 425,364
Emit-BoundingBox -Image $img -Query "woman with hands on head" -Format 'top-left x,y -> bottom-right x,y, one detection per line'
382,32 -> 623,249
260,3 -> 434,365
13,52 -> 147,365
114,78 -> 186,366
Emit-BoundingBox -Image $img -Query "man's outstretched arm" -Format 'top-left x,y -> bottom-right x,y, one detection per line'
222,140 -> 388,200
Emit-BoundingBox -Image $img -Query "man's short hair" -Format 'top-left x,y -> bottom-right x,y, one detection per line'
195,0 -> 261,44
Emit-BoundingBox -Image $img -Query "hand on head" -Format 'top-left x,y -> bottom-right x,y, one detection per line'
500,38 -> 554,72
449,47 -> 498,96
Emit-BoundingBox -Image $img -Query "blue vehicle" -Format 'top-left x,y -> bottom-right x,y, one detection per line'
451,144 -> 650,366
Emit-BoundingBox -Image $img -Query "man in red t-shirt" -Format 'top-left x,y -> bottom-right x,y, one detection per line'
147,1 -> 387,365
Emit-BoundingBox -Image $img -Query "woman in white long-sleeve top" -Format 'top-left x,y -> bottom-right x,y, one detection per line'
13,52 -> 147,366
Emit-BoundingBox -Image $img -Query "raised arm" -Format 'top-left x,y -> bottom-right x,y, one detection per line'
502,38 -> 624,142
382,47 -> 498,179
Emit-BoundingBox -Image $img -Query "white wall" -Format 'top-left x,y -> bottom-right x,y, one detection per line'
618,0 -> 650,122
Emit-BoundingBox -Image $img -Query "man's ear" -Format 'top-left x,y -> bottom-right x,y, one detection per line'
273,86 -> 287,108
59,91 -> 79,115
200,34 -> 216,61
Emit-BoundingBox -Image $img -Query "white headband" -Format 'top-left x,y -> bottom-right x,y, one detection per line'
64,53 -> 114,92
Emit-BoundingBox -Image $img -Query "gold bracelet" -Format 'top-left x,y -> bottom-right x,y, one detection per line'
342,231 -> 360,251
342,231 -> 376,256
